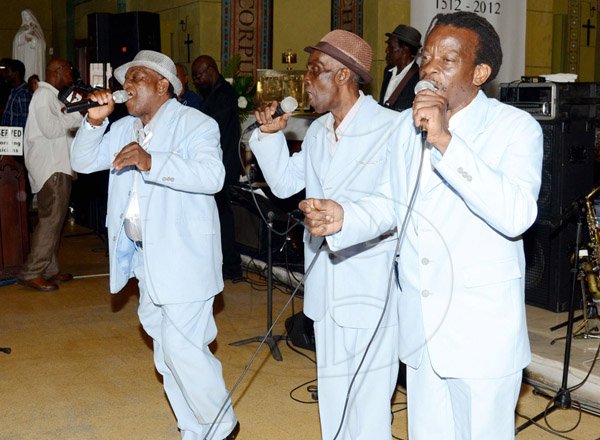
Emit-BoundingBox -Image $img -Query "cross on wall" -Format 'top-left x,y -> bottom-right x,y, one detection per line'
184,33 -> 193,63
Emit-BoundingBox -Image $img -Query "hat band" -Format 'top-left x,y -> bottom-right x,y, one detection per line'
311,41 -> 372,83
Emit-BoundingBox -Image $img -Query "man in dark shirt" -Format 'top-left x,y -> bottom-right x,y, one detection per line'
192,55 -> 243,281
379,24 -> 422,112
2,59 -> 32,128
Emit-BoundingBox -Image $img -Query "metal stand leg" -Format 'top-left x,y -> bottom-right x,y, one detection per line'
551,272 -> 600,345
230,211 -> 284,361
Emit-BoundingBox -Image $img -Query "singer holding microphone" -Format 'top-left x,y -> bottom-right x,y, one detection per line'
300,12 -> 543,439
70,50 -> 239,440
249,30 -> 403,439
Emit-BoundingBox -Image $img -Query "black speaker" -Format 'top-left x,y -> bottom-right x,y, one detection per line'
87,13 -> 112,63
285,312 -> 315,351
109,12 -> 161,69
523,119 -> 596,312
523,222 -> 578,312
536,120 -> 595,223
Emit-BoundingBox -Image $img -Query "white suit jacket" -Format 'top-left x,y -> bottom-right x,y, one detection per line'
70,98 -> 225,304
335,91 -> 543,378
249,95 -> 402,328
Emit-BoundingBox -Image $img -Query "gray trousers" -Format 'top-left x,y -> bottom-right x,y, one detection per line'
20,172 -> 71,280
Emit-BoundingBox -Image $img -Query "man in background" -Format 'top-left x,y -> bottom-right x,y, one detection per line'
192,55 -> 243,281
19,59 -> 82,292
379,24 -> 422,111
1,59 -> 32,128
175,63 -> 201,110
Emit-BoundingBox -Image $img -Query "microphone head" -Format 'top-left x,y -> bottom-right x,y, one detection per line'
414,80 -> 437,94
112,90 -> 130,104
280,96 -> 299,113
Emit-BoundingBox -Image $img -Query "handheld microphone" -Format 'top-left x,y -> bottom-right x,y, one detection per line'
414,79 -> 437,95
413,80 -> 437,140
244,96 -> 298,132
64,90 -> 129,113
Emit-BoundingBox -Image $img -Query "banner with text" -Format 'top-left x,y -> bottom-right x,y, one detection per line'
0,127 -> 24,156
222,0 -> 273,77
411,0 -> 526,96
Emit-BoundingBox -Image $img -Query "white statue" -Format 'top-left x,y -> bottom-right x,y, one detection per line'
13,10 -> 46,81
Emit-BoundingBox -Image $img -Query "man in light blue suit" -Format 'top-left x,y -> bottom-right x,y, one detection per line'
70,50 -> 239,440
301,12 -> 543,440
250,30 -> 402,439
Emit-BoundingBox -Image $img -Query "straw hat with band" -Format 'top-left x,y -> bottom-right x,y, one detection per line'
304,30 -> 373,84
114,50 -> 182,96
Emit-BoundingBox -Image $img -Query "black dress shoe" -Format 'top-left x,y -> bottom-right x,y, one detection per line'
223,422 -> 240,439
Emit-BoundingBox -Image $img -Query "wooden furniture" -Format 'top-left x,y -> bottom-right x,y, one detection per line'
0,156 -> 29,279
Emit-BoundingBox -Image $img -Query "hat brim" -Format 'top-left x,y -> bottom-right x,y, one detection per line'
304,42 -> 372,84
114,60 -> 183,96
385,32 -> 422,49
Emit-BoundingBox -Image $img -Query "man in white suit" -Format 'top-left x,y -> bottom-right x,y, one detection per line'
250,30 -> 402,439
70,51 -> 239,440
300,12 -> 543,439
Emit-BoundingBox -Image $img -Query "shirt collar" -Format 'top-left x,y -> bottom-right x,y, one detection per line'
325,90 -> 365,142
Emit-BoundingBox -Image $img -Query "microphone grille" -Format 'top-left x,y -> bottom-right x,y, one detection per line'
280,96 -> 299,113
414,80 -> 437,94
112,90 -> 130,104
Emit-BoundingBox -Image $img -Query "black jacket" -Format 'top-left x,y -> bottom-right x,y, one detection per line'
378,62 -> 419,112
199,75 -> 241,185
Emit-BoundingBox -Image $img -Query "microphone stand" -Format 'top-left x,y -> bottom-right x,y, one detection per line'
230,211 -> 284,361
516,208 -> 600,433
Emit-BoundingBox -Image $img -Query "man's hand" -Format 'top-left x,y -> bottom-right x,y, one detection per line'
112,141 -> 152,171
253,100 -> 291,133
299,198 -> 344,237
85,89 -> 116,126
412,88 -> 451,153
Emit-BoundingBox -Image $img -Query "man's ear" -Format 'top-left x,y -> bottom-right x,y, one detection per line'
473,63 -> 492,87
336,67 -> 350,84
158,77 -> 169,94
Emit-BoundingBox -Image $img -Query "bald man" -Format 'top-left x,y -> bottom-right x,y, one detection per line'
192,55 -> 243,281
19,59 -> 82,291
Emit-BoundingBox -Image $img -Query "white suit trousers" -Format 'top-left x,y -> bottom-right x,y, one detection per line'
406,346 -> 522,440
314,313 -> 399,439
134,249 -> 237,440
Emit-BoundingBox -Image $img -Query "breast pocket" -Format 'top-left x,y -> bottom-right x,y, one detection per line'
345,156 -> 387,195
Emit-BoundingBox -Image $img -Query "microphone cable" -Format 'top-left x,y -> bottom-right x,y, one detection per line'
331,131 -> 426,440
